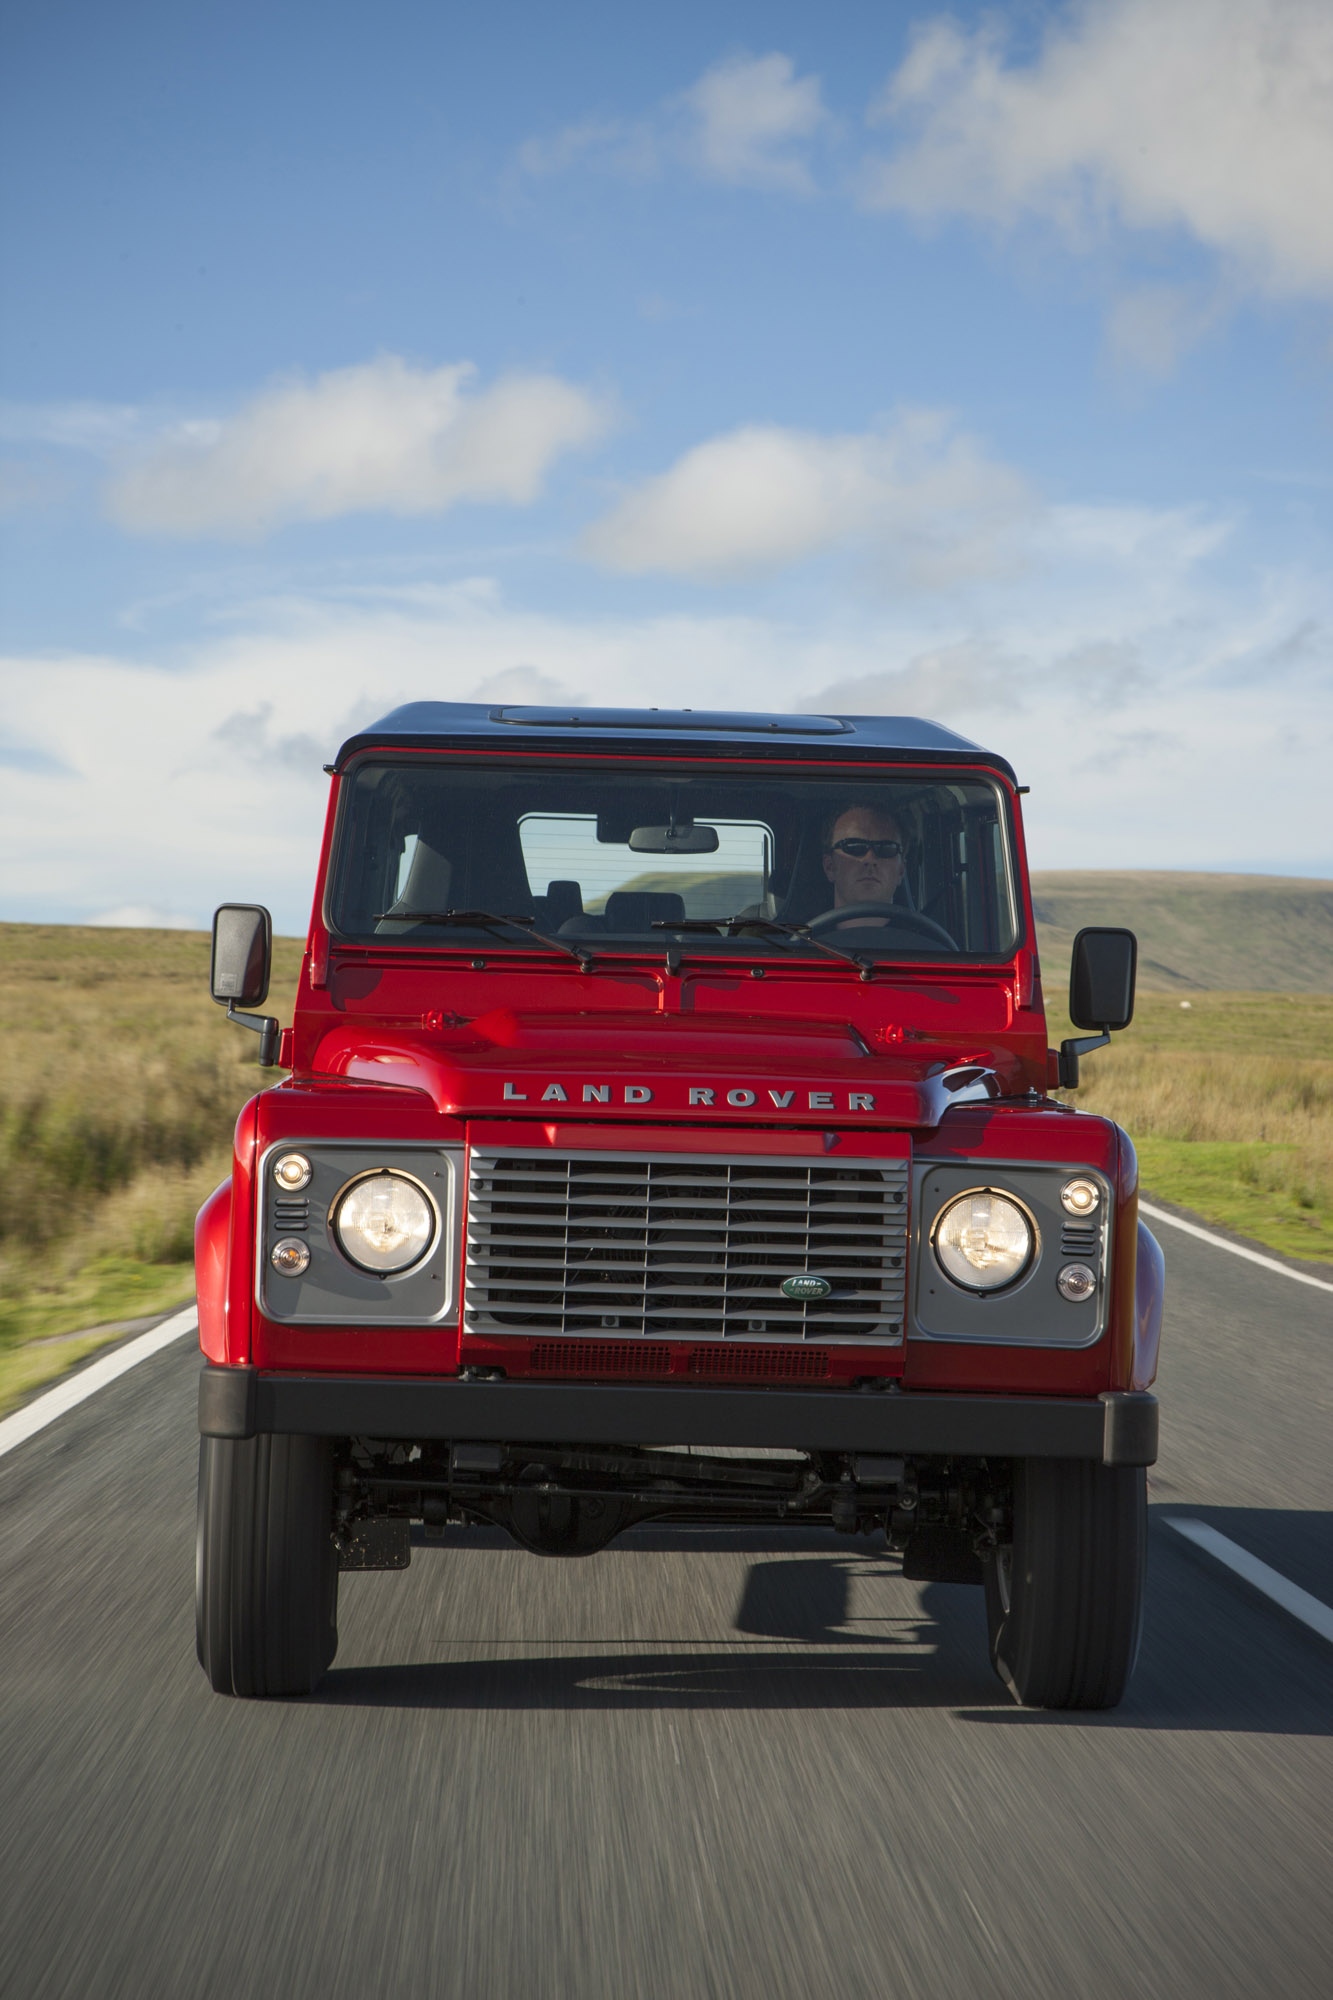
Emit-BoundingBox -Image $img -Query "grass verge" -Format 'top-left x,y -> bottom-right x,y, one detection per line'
1134,1140 -> 1332,1265
0,923 -> 301,1415
1058,992 -> 1333,1268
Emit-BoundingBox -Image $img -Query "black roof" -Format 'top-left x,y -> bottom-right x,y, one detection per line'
333,702 -> 1016,782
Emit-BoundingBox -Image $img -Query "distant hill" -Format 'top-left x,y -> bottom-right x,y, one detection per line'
1031,872 -> 1333,993
613,866 -> 1333,992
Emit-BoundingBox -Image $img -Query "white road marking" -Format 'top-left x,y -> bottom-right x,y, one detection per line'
0,1307 -> 198,1461
1139,1200 -> 1333,1295
1168,1518 -> 1333,1646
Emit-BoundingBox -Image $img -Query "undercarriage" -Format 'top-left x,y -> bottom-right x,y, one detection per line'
333,1437 -> 1012,1574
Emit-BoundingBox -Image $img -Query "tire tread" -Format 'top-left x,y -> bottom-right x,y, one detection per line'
986,1458 -> 1145,1710
196,1433 -> 338,1697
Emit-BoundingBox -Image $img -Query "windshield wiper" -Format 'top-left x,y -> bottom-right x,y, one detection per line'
372,908 -> 594,968
651,915 -> 873,978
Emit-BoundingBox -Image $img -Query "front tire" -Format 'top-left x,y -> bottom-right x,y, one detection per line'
984,1458 -> 1146,1710
196,1433 -> 339,1697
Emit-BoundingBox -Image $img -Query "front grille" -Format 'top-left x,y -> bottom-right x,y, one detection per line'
465,1149 -> 909,1345
689,1345 -> 830,1379
529,1341 -> 673,1376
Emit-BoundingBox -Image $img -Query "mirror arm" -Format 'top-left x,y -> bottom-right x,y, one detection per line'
1057,1030 -> 1110,1090
225,1001 -> 281,1068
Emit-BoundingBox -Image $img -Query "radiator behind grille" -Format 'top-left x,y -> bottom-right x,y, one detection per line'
465,1149 -> 908,1345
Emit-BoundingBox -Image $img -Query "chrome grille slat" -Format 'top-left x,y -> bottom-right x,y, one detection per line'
466,1216 -> 892,1232
464,1277 -> 906,1300
470,1194 -> 898,1216
465,1148 -> 909,1345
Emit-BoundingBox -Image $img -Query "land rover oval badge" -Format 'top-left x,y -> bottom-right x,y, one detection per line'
781,1275 -> 833,1301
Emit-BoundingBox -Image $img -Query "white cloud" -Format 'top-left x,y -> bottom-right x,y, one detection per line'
106,357 -> 612,539
514,51 -> 827,194
515,119 -> 658,181
582,410 -> 1034,582
3,539 -> 1329,934
0,399 -> 146,454
802,634 -> 1147,720
467,664 -> 579,706
863,0 -> 1333,298
1106,283 -> 1230,375
679,52 -> 828,193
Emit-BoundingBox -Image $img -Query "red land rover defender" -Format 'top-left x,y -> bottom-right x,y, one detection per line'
196,703 -> 1163,1707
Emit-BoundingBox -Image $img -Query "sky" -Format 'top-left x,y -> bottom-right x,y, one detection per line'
2,0 -> 1331,933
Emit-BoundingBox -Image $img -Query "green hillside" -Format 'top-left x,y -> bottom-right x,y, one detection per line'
1031,872 -> 1333,994
616,865 -> 1333,992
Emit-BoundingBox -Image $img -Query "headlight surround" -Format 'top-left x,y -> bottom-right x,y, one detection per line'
332,1170 -> 438,1274
933,1189 -> 1035,1292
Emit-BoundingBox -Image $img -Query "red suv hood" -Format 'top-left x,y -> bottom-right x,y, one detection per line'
309,1007 -> 1014,1130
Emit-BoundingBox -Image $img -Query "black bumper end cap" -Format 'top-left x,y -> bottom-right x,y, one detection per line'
1100,1391 -> 1158,1467
199,1364 -> 258,1440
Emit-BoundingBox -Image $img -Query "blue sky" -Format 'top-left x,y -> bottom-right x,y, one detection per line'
2,0 -> 1331,931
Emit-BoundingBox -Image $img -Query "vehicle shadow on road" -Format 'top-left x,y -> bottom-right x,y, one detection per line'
954,1505 -> 1333,1737
312,1510 -> 1333,1727
313,1538 -> 1009,1711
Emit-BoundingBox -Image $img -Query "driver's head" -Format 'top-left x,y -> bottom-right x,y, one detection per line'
822,804 -> 905,908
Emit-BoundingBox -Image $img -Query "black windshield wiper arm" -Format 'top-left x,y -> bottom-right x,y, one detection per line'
650,915 -> 873,978
373,908 -> 594,967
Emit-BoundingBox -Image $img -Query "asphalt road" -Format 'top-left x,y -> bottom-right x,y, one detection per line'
2,1226 -> 1330,2000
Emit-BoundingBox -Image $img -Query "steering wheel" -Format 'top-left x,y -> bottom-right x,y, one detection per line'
807,901 -> 958,949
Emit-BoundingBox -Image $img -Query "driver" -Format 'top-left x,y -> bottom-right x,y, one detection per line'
820,803 -> 906,919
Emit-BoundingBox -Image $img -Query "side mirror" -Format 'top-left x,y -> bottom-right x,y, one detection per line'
1070,927 -> 1136,1031
1058,927 -> 1136,1088
211,905 -> 272,1008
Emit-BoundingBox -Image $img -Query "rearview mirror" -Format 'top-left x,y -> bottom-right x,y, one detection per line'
628,823 -> 720,855
211,904 -> 272,1009
1069,927 -> 1136,1032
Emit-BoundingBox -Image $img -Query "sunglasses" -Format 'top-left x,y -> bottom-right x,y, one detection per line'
827,837 -> 903,860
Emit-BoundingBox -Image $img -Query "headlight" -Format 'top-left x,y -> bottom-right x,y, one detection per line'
933,1190 -> 1034,1291
273,1151 -> 312,1191
333,1170 -> 437,1274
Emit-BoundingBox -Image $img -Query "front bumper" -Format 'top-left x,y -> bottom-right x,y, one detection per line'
198,1366 -> 1157,1467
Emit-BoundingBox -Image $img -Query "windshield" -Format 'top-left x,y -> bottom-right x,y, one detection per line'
329,761 -> 1022,960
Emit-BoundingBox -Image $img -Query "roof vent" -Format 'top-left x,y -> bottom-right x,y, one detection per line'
489,706 -> 853,736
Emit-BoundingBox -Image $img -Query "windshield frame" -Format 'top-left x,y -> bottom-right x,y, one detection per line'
323,750 -> 1029,968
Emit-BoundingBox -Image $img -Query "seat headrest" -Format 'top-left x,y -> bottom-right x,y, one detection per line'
544,879 -> 583,928
604,890 -> 686,930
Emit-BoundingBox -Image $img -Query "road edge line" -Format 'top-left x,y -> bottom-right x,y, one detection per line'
1139,1200 -> 1333,1295
1166,1518 -> 1333,1645
0,1307 -> 199,1461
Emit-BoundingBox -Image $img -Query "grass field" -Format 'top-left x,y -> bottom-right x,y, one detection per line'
0,911 -> 1328,1414
1054,991 -> 1333,1266
0,925 -> 302,1411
